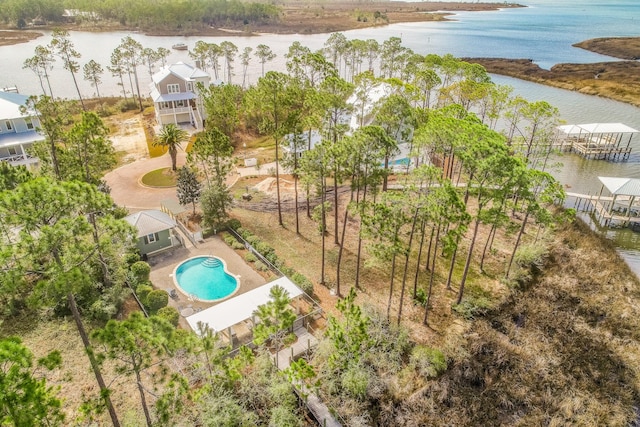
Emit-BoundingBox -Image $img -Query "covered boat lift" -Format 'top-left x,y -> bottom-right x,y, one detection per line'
556,123 -> 638,160
591,176 -> 640,227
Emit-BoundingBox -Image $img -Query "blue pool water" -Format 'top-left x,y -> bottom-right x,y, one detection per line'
389,158 -> 411,166
174,256 -> 239,301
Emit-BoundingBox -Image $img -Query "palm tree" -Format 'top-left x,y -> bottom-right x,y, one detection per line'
154,124 -> 188,171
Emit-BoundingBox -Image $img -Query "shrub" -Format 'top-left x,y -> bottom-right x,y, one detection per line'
514,242 -> 547,269
156,306 -> 179,327
256,261 -> 270,272
89,299 -> 117,322
341,365 -> 370,400
452,295 -> 492,320
410,345 -> 447,379
246,235 -> 261,246
231,240 -> 245,250
245,252 -> 257,263
223,235 -> 236,246
124,252 -> 141,266
291,272 -> 314,296
136,283 -> 153,304
226,218 -> 241,230
130,261 -> 151,283
146,289 -> 169,313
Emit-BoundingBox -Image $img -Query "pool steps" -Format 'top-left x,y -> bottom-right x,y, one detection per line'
201,257 -> 222,268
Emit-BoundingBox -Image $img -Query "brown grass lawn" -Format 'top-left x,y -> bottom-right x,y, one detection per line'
3,315 -> 144,425
229,180 -> 518,345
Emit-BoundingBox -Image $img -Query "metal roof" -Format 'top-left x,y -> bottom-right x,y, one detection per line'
598,177 -> 640,197
0,91 -> 31,119
186,276 -> 303,335
151,61 -> 209,84
124,209 -> 176,237
0,130 -> 45,148
558,123 -> 639,135
149,88 -> 197,103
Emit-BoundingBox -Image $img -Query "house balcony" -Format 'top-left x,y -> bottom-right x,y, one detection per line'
157,106 -> 194,116
0,152 -> 38,167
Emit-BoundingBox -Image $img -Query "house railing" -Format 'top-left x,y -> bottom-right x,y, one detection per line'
158,106 -> 192,115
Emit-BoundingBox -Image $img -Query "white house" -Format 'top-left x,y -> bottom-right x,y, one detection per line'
282,82 -> 416,169
0,90 -> 43,168
149,62 -> 210,130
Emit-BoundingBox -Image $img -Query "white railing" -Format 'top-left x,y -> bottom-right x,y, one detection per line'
158,106 -> 192,115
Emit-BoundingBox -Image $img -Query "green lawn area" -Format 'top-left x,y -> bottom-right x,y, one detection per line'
141,167 -> 177,187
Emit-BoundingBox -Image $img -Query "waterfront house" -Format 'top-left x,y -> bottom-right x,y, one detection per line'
124,210 -> 180,257
0,90 -> 43,168
149,62 -> 210,130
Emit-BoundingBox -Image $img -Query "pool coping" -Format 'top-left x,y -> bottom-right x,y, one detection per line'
172,255 -> 242,303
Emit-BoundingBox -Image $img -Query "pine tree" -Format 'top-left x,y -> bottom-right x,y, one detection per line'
176,166 -> 201,218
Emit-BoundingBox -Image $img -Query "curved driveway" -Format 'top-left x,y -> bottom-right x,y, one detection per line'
104,152 -> 188,210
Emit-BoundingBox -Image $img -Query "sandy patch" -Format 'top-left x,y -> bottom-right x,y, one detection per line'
252,177 -> 297,200
109,116 -> 149,163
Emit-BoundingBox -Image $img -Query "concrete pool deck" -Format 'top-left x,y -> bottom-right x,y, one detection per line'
147,234 -> 270,330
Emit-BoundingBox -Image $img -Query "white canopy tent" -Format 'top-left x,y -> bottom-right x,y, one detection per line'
186,276 -> 303,337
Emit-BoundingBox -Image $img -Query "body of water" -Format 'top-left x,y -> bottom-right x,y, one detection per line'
2,0 -> 640,271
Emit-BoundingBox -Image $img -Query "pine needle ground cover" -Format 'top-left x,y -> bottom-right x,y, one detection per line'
230,197 -> 640,425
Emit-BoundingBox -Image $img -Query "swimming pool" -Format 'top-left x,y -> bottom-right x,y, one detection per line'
173,256 -> 240,302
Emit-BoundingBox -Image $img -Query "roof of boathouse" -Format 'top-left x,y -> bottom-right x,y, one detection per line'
598,177 -> 640,197
558,123 -> 639,135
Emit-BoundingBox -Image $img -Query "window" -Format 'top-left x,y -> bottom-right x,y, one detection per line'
143,233 -> 159,244
175,99 -> 185,108
5,121 -> 12,131
167,83 -> 180,94
7,147 -> 17,156
25,118 -> 34,130
187,82 -> 193,91
160,101 -> 171,110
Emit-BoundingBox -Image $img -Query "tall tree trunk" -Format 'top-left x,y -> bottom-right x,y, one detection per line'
424,225 -> 441,325
294,155 -> 299,234
133,65 -> 143,112
398,208 -> 419,325
355,179 -> 369,289
334,169 -> 340,245
67,293 -> 120,427
275,138 -> 283,227
480,223 -> 496,272
336,186 -> 354,297
457,217 -> 481,305
66,54 -> 85,110
134,367 -> 152,427
320,176 -> 326,285
445,241 -> 459,291
506,211 -> 530,279
386,253 -> 397,321
413,220 -> 427,298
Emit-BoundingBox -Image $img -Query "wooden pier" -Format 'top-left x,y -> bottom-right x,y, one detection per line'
567,191 -> 640,227
555,123 -> 638,161
274,327 -> 343,427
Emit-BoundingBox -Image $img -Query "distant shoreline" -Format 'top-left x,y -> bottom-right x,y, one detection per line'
0,2 -> 523,42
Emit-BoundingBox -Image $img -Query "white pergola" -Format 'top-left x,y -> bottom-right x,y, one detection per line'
186,276 -> 304,339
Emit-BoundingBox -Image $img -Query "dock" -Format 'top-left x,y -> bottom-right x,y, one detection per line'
567,190 -> 640,227
555,123 -> 638,161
